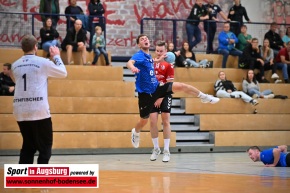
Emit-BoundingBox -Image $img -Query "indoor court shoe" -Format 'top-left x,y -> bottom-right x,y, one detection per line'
201,94 -> 220,104
150,148 -> 161,161
131,128 -> 140,148
162,150 -> 170,162
250,99 -> 259,106
264,94 -> 275,99
271,73 -> 279,79
274,79 -> 282,84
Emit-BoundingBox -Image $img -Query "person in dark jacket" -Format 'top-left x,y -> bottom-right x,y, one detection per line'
0,63 -> 15,96
264,22 -> 284,56
64,0 -> 84,31
40,18 -> 59,56
186,0 -> 208,50
88,0 -> 106,51
61,19 -> 88,65
204,0 -> 229,54
228,0 -> 251,36
239,38 -> 269,83
39,0 -> 60,28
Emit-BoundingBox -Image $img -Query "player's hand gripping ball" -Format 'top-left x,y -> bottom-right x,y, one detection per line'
164,52 -> 176,64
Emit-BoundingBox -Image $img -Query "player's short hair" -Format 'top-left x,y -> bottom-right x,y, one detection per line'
247,146 -> 261,152
136,34 -> 148,44
21,35 -> 37,53
95,26 -> 102,32
156,40 -> 167,48
3,63 -> 11,70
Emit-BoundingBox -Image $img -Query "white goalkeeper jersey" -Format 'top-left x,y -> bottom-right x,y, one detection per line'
12,55 -> 67,121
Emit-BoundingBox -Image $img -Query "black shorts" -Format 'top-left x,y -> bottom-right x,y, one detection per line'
150,94 -> 172,114
286,153 -> 290,167
138,82 -> 173,119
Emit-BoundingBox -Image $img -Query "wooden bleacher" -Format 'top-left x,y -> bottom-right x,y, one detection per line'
0,47 -> 289,150
0,48 -> 111,66
173,82 -> 290,98
0,63 -> 176,150
173,68 -> 283,84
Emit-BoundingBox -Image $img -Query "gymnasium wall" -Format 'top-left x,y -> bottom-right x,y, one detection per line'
0,0 -> 289,56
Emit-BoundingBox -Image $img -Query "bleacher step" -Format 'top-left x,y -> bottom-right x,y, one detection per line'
171,125 -> 199,131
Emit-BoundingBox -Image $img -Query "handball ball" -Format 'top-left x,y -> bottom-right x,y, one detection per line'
164,52 -> 176,64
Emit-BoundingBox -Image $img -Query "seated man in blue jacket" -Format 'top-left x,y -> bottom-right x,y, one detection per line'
247,145 -> 289,167
218,22 -> 242,68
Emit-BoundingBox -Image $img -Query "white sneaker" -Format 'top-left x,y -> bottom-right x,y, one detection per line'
162,150 -> 170,162
131,128 -> 140,148
250,99 -> 259,106
150,148 -> 161,161
275,79 -> 282,84
201,94 -> 220,104
271,73 -> 279,79
264,94 -> 275,99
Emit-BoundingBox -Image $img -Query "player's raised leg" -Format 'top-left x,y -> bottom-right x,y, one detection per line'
172,82 -> 220,104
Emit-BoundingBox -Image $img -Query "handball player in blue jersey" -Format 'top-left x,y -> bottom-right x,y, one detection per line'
247,145 -> 290,167
127,34 -> 220,148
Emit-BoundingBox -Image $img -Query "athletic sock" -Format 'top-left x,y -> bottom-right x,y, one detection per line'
152,138 -> 159,149
198,91 -> 206,98
164,139 -> 170,152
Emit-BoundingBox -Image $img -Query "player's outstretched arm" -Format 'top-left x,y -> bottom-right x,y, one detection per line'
127,60 -> 139,73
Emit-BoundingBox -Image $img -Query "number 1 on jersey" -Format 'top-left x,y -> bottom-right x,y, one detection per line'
22,74 -> 27,91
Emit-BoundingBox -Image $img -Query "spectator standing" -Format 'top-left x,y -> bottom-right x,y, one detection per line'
204,0 -> 229,54
217,22 -> 242,68
64,0 -> 84,31
88,0 -> 105,50
228,0 -> 251,36
264,22 -> 284,56
0,63 -> 15,96
40,18 -> 59,57
61,19 -> 88,65
39,0 -> 60,29
237,25 -> 252,51
186,0 -> 209,50
12,35 -> 67,164
91,26 -> 109,66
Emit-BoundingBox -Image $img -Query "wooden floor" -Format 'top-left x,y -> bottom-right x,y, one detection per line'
1,153 -> 289,193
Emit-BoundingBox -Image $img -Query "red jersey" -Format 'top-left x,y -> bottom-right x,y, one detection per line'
276,48 -> 290,63
154,61 -> 174,84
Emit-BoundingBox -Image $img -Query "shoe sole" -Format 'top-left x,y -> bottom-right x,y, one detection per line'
252,102 -> 259,106
201,98 -> 220,104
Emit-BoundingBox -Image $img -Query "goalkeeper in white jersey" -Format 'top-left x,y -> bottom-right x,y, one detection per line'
12,35 -> 67,164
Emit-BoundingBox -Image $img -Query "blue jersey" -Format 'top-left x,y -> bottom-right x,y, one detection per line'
131,50 -> 158,94
260,147 -> 288,167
